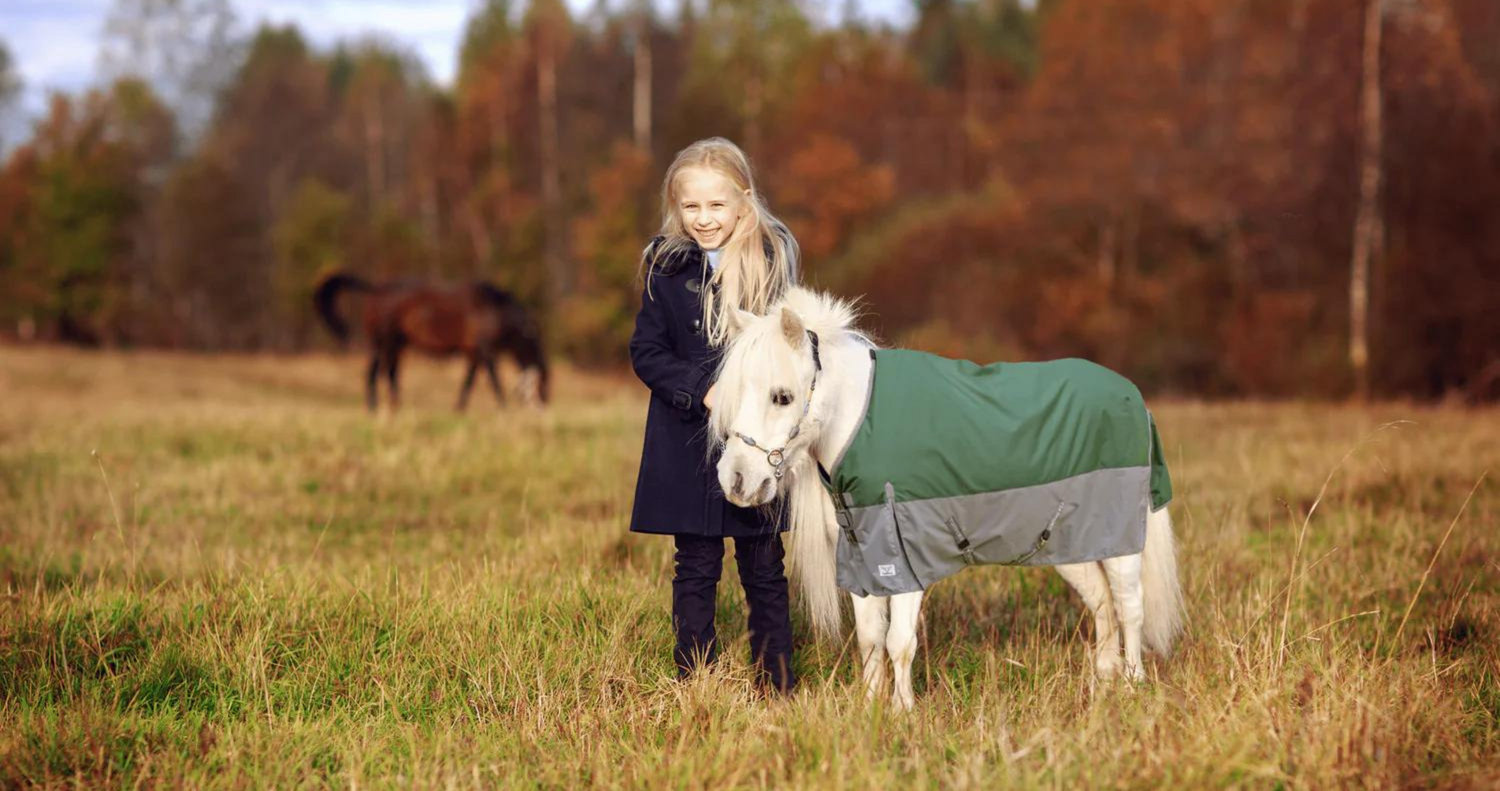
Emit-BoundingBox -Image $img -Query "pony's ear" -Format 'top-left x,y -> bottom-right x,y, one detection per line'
726,308 -> 756,336
780,307 -> 806,349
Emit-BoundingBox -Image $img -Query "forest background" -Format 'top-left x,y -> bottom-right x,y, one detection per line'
1,0 -> 1496,400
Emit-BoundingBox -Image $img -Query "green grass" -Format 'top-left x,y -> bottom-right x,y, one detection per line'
1,345 -> 1497,788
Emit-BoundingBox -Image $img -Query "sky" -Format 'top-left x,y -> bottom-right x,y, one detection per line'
0,0 -> 915,119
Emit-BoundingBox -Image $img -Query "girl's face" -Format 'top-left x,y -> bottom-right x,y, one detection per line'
675,166 -> 749,250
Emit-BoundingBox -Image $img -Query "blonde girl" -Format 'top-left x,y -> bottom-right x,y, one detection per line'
627,137 -> 801,692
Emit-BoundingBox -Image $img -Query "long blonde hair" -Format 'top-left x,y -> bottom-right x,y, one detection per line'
646,137 -> 799,346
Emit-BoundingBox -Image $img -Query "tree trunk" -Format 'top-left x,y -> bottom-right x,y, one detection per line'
1349,0 -> 1383,400
420,171 -> 441,275
364,97 -> 386,207
1098,214 -> 1117,290
464,202 -> 495,272
538,36 -> 566,297
744,71 -> 763,156
633,21 -> 652,154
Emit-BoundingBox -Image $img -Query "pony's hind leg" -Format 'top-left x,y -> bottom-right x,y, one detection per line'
887,591 -> 924,710
1055,562 -> 1123,680
1101,553 -> 1147,681
851,594 -> 890,699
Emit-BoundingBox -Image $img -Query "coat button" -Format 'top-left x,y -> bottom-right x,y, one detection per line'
690,318 -> 702,334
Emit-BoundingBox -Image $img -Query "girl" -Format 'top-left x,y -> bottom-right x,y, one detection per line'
628,138 -> 800,693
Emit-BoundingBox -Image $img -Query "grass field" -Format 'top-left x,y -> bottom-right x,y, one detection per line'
1,345 -> 1497,789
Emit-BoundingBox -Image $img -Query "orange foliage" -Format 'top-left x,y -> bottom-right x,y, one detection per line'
774,134 -> 894,262
0,0 -> 1496,395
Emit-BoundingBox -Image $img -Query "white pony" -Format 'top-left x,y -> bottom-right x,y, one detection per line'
711,287 -> 1183,709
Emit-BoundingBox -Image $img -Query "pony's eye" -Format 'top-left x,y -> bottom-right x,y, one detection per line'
771,389 -> 794,407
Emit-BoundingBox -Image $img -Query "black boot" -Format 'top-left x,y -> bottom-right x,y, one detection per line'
734,534 -> 797,694
672,534 -> 725,677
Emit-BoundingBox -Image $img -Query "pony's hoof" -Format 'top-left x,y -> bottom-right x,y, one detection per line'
1094,658 -> 1123,681
1122,663 -> 1146,683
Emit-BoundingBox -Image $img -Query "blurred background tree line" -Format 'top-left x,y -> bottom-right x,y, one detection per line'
0,0 -> 1496,399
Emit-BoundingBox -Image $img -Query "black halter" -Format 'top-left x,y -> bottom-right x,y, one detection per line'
731,330 -> 822,480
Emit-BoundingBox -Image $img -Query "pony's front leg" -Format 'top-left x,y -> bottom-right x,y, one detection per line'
887,591 -> 924,710
850,594 -> 890,699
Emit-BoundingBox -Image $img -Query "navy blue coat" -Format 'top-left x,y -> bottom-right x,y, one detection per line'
628,237 -> 786,537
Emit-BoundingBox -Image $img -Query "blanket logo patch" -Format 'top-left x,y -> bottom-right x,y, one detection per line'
877,564 -> 897,577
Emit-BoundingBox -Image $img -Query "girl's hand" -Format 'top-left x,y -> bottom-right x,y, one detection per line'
703,383 -> 718,414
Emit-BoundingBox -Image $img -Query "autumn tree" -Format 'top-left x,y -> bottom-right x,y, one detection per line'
271,178 -> 352,346
452,0 -> 546,299
0,40 -> 21,154
562,142 -> 654,364
0,81 -> 174,344
627,0 -> 655,152
677,0 -> 811,156
524,0 -> 574,299
159,25 -> 338,348
330,42 -> 429,211
0,0 -> 1490,395
97,0 -> 241,143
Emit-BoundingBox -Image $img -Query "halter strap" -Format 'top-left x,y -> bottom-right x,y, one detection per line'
731,329 -> 821,479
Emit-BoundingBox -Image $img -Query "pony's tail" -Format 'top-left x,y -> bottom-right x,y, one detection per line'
788,460 -> 842,637
314,272 -> 374,344
1140,506 -> 1184,656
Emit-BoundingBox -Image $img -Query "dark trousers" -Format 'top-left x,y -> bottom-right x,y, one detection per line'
672,533 -> 796,692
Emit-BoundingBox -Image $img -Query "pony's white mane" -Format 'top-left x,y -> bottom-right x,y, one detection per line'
778,286 -> 866,340
711,286 -> 871,636
709,287 -> 867,444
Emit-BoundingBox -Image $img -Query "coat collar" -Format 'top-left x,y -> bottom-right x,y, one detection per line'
645,230 -> 790,277
645,236 -> 705,276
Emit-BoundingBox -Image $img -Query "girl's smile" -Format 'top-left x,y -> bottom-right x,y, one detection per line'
676,167 -> 749,250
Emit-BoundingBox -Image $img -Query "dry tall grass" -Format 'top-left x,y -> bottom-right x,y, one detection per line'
1,346 -> 1496,788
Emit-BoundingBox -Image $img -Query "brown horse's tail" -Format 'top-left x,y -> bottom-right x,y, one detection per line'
314,272 -> 375,344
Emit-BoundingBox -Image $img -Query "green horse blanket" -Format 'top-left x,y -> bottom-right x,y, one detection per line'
824,350 -> 1172,597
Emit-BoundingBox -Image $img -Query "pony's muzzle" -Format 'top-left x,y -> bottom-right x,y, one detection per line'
720,460 -> 774,507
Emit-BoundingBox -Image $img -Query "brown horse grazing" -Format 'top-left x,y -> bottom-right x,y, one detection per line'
314,272 -> 550,411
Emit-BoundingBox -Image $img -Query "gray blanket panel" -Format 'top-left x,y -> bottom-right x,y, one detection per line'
835,466 -> 1152,597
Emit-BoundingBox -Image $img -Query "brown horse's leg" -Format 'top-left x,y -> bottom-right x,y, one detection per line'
366,352 -> 383,412
484,356 -> 506,407
386,343 -> 403,412
457,357 -> 479,412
